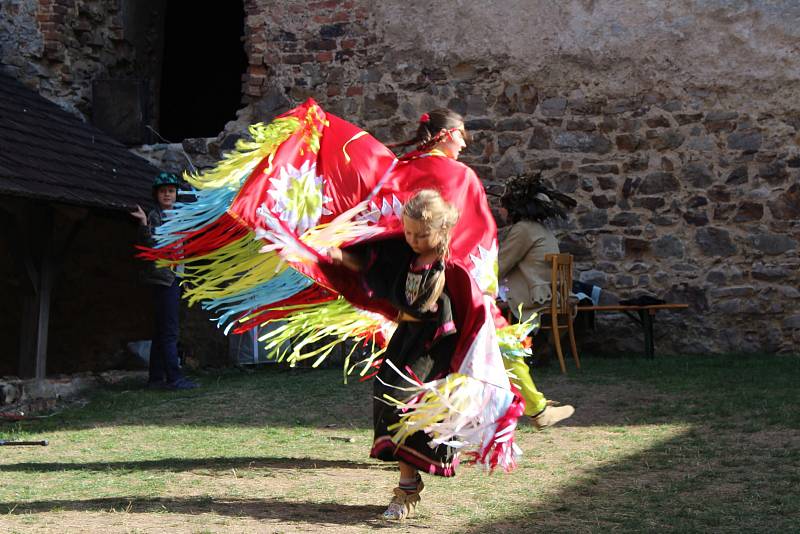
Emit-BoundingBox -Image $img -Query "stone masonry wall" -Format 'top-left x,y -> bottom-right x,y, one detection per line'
0,0 -> 137,118
230,0 -> 799,355
2,0 -> 798,355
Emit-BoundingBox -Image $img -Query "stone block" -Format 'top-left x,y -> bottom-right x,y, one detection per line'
529,157 -> 559,170
527,126 -> 550,149
623,155 -> 649,172
750,233 -> 797,255
733,201 -> 764,222
320,23 -> 347,38
649,129 -> 685,151
706,270 -> 725,284
752,264 -> 791,281
598,117 -> 618,132
566,119 -> 596,131
580,163 -> 619,174
578,210 -> 608,228
610,212 -> 641,226
615,274 -> 635,288
578,269 -> 607,287
757,162 -> 788,184
726,166 -> 749,185
624,238 -> 651,256
497,117 -> 530,131
687,195 -> 709,208
664,284 -> 709,311
569,98 -> 605,115
599,234 -> 624,260
682,211 -> 709,226
653,235 -> 684,259
783,315 -> 800,329
696,227 -> 737,256
638,172 -> 680,194
708,185 -> 731,202
539,97 -> 567,116
615,134 -> 641,151
591,195 -> 615,209
703,111 -> 738,133
465,118 -> 494,131
559,235 -> 593,260
709,286 -> 755,298
674,112 -> 703,125
182,138 -> 209,155
466,94 -> 488,116
597,175 -> 617,190
625,262 -> 650,274
604,97 -> 640,114
688,136 -> 715,151
497,132 -> 522,152
363,92 -> 398,120
727,130 -> 762,152
553,131 -> 612,154
494,150 -> 524,179
645,115 -> 670,128
705,110 -> 739,122
681,162 -> 714,188
767,183 -> 800,220
553,172 -> 579,193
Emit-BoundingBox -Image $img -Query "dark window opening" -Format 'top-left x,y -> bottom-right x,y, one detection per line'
159,0 -> 246,140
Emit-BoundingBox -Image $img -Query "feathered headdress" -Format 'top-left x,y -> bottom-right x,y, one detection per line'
500,172 -> 577,223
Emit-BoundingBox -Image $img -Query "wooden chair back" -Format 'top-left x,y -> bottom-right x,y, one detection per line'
543,253 -> 580,373
546,253 -> 574,318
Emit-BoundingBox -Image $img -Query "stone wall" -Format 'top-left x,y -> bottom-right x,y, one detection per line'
2,0 -> 798,355
0,0 -> 159,119
231,0 -> 799,355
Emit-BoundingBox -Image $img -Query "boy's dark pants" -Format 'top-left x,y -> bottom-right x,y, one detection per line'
150,279 -> 182,383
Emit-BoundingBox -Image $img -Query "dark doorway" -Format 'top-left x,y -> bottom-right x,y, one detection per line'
159,0 -> 247,140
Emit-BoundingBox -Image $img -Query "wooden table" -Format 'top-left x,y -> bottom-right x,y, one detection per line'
576,304 -> 689,358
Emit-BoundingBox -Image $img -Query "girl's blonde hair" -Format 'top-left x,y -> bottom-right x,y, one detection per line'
403,189 -> 459,258
402,189 -> 459,312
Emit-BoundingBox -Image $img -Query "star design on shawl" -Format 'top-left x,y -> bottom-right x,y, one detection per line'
357,194 -> 404,225
268,160 -> 332,234
469,241 -> 499,296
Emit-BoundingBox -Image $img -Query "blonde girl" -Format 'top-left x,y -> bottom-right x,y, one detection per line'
328,189 -> 459,520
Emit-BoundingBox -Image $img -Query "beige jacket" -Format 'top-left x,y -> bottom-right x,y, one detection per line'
498,220 -> 559,319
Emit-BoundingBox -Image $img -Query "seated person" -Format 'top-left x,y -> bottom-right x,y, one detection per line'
497,173 -> 596,363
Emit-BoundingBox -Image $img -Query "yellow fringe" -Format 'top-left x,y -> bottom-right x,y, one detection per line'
157,234 -> 285,306
184,117 -> 301,190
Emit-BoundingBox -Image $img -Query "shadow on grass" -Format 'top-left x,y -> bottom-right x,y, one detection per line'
3,368 -> 375,432
459,355 -> 800,532
1,495 -> 387,525
0,455 -> 391,473
461,425 -> 800,533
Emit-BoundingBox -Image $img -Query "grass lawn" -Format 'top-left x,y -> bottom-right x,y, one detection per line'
1,355 -> 798,533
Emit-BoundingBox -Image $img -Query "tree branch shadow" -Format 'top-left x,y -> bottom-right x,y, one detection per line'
1,455 -> 393,473
1,495 -> 389,525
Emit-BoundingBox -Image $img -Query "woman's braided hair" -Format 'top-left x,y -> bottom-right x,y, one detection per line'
500,173 -> 578,224
389,108 -> 469,152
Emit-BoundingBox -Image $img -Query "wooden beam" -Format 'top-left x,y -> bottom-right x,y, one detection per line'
33,207 -> 54,379
6,200 -> 87,378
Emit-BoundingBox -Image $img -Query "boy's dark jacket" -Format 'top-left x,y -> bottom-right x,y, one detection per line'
138,207 -> 176,287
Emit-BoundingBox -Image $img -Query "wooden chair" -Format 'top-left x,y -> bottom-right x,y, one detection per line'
540,253 -> 581,374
